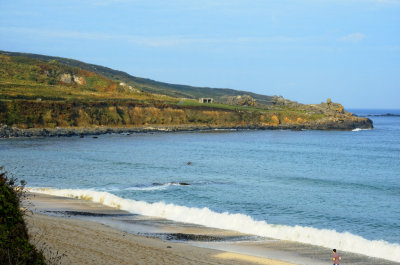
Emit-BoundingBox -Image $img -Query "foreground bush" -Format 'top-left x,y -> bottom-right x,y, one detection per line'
0,167 -> 46,265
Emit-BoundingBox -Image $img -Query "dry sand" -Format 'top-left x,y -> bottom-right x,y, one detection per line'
24,193 -> 295,265
25,213 -> 295,265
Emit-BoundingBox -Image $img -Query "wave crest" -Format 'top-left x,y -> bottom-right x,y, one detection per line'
29,187 -> 400,262
352,128 -> 371,132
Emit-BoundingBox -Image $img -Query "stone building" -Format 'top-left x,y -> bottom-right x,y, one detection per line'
199,98 -> 214,103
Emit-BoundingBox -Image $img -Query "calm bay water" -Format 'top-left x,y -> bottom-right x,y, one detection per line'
1,109 -> 399,261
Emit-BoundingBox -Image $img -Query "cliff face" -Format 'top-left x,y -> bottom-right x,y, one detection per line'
0,99 -> 372,137
0,116 -> 373,138
0,53 -> 373,137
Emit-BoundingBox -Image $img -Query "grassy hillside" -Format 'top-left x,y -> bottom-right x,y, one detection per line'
0,50 -> 274,104
1,52 -> 372,132
0,54 -> 176,103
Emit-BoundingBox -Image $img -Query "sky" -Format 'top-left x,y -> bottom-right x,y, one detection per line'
0,0 -> 399,109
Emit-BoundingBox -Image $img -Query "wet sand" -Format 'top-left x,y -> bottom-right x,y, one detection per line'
24,192 -> 399,265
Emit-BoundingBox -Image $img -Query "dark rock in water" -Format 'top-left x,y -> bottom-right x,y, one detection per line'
166,233 -> 222,241
152,182 -> 190,186
170,182 -> 190,186
164,233 -> 241,242
360,113 -> 400,117
80,135 -> 84,138
44,210 -> 135,217
92,136 -> 98,139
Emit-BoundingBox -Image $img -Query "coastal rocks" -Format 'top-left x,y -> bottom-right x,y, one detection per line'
164,233 -> 239,242
307,100 -> 345,115
60,73 -> 73,83
299,116 -> 373,130
271,96 -> 299,106
0,125 -> 174,138
226,95 -> 257,106
119,82 -> 140,93
60,73 -> 86,85
270,97 -> 347,117
0,116 -> 373,138
0,125 -> 77,138
73,76 -> 85,85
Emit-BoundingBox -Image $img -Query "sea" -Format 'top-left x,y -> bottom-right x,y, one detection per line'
1,109 -> 399,262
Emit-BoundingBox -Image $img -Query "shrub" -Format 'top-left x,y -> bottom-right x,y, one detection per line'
0,167 -> 46,265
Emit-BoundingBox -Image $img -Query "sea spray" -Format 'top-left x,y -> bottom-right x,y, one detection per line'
352,128 -> 371,132
30,187 -> 400,262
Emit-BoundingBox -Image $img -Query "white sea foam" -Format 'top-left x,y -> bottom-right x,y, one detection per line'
352,128 -> 371,132
29,187 -> 400,262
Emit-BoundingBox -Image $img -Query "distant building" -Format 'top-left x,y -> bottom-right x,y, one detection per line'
199,98 -> 214,103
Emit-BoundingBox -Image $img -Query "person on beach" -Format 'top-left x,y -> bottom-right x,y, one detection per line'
332,249 -> 341,265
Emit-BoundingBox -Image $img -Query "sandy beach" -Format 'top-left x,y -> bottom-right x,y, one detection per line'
26,213 -> 297,265
24,192 -> 399,265
24,192 -> 295,265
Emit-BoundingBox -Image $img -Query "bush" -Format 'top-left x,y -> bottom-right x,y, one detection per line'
0,167 -> 46,265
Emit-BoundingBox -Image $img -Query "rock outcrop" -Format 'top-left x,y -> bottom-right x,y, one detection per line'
226,95 -> 257,106
307,99 -> 346,115
119,82 -> 140,93
60,73 -> 86,85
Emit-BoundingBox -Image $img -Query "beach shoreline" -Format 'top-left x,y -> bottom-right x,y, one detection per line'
24,192 -> 296,265
24,192 -> 399,265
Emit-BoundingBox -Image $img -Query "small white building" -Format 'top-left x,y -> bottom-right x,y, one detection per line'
199,98 -> 214,103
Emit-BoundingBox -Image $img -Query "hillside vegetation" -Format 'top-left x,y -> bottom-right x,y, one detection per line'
0,51 -> 372,133
0,167 -> 46,264
0,51 -> 274,104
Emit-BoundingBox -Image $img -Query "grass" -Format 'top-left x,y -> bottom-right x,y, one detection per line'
179,99 -> 256,110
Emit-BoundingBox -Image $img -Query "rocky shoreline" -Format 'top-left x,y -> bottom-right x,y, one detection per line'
0,117 -> 373,138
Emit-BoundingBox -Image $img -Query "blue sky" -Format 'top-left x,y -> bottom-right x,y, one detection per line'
1,0 -> 399,108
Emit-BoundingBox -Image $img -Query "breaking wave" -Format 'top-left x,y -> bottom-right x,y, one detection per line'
29,187 -> 400,262
352,128 -> 371,132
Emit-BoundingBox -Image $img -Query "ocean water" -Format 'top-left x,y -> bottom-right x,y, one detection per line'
1,109 -> 399,262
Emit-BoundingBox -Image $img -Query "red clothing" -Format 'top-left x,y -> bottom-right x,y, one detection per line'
333,252 -> 340,264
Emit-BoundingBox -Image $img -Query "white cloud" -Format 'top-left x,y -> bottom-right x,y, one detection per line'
0,27 -> 113,41
0,27 -> 309,47
338,33 -> 365,43
0,27 -> 220,46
